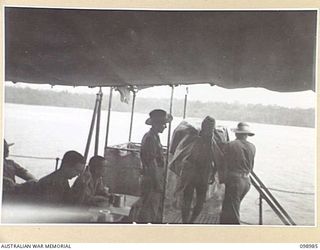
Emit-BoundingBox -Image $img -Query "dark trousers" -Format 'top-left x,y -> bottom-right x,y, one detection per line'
220,175 -> 251,224
138,175 -> 163,223
181,179 -> 208,223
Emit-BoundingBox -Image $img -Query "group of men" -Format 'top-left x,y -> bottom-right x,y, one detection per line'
3,141 -> 111,207
3,108 -> 256,224
135,109 -> 256,224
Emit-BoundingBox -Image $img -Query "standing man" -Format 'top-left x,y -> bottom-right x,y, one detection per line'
177,116 -> 222,223
137,109 -> 173,223
220,122 -> 256,224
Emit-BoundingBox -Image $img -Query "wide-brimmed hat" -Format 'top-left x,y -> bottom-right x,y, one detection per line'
231,122 -> 255,136
145,109 -> 173,125
4,140 -> 14,148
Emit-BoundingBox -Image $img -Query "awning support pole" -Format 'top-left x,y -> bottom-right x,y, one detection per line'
94,87 -> 103,156
183,87 -> 188,119
84,89 -> 100,162
161,84 -> 175,223
128,90 -> 136,142
104,87 -> 113,156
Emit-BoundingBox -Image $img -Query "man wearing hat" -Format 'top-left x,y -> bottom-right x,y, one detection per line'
3,139 -> 37,192
220,122 -> 256,224
135,109 -> 173,223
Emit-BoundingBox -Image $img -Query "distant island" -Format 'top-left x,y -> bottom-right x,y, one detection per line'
5,86 -> 315,128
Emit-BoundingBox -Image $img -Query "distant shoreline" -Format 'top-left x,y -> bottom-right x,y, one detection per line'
5,86 -> 315,128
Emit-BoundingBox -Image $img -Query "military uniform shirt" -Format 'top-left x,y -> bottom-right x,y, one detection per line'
3,159 -> 35,183
225,139 -> 256,174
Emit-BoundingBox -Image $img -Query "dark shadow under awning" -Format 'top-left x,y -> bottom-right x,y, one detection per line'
5,8 -> 317,92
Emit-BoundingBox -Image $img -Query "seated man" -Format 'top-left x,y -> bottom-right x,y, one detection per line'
34,150 -> 85,205
70,155 -> 110,206
3,139 -> 37,193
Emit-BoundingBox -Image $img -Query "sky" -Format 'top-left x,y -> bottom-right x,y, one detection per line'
5,82 -> 316,109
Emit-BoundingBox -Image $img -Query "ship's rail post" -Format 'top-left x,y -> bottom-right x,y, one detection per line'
259,194 -> 263,225
55,157 -> 60,171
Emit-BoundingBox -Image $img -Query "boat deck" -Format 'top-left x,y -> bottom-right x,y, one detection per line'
163,195 -> 223,224
2,190 -> 224,224
164,210 -> 220,224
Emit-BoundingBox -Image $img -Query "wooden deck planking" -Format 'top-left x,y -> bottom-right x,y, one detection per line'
164,210 -> 220,224
163,195 -> 223,224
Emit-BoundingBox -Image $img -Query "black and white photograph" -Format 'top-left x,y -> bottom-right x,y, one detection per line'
2,7 -> 316,226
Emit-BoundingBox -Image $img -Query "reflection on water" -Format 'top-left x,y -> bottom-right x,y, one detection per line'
4,103 -> 315,225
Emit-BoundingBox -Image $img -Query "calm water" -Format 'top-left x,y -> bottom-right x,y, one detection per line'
4,103 -> 316,225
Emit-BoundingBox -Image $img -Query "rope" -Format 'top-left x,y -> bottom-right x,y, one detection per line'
10,154 -> 59,161
265,187 -> 314,196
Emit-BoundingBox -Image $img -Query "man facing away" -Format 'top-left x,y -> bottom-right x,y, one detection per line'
3,139 -> 37,192
34,150 -> 85,205
133,109 -> 173,223
220,122 -> 256,224
176,116 -> 221,223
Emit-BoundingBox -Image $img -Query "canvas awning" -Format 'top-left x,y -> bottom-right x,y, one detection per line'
5,8 -> 317,92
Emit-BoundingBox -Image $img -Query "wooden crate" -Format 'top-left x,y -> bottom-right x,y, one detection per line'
104,143 -> 142,196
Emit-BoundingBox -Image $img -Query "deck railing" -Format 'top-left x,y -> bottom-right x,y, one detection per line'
10,154 -> 60,170
250,171 -> 296,225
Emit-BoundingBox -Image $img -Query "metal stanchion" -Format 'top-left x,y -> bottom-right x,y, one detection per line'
104,87 -> 113,156
183,87 -> 188,119
94,87 -> 103,156
128,90 -> 136,142
161,85 -> 175,223
259,194 -> 263,225
84,90 -> 100,162
55,157 -> 60,171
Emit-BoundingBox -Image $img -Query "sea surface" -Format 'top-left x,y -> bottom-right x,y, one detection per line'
4,103 -> 316,225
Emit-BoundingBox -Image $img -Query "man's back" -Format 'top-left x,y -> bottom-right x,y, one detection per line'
179,135 -> 214,185
3,159 -> 35,183
226,139 -> 256,174
35,170 -> 71,204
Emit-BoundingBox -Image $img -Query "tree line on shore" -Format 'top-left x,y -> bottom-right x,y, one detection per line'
5,86 -> 315,128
